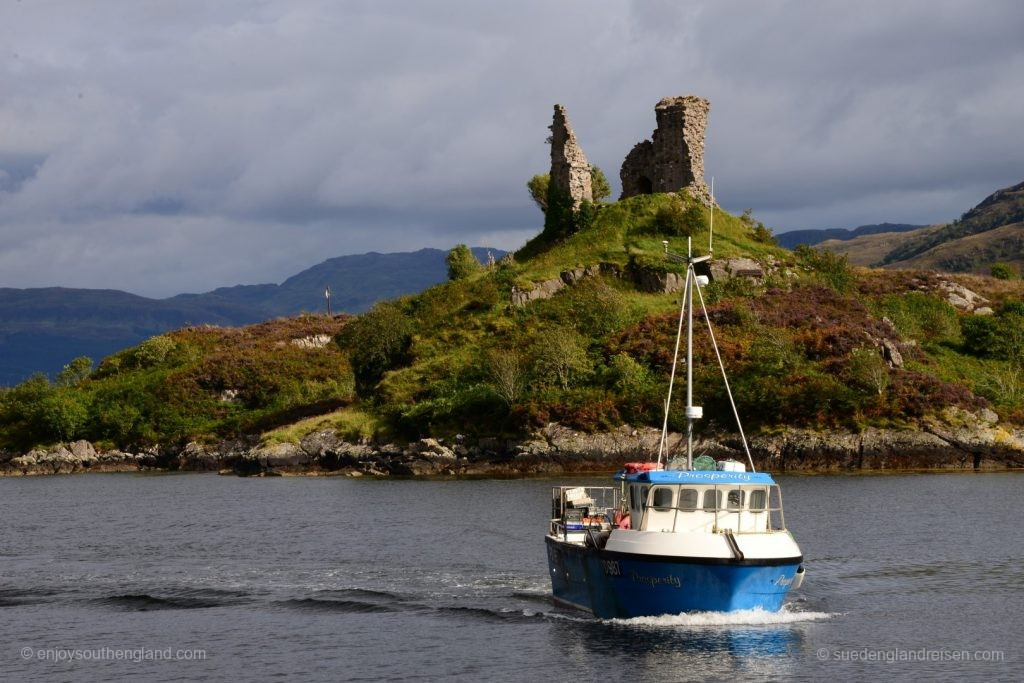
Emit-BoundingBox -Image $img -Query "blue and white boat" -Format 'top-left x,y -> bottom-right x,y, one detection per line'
545,232 -> 805,618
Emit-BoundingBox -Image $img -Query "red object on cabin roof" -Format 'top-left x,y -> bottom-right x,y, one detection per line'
622,462 -> 664,474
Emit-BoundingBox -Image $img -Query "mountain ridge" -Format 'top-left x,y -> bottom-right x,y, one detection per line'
0,247 -> 501,386
775,222 -> 926,249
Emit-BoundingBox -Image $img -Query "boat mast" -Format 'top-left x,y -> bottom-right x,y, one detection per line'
657,241 -> 686,468
659,237 -> 706,470
683,237 -> 703,470
660,187 -> 757,472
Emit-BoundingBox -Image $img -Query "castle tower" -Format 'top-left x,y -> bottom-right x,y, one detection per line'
549,104 -> 593,210
620,95 -> 710,203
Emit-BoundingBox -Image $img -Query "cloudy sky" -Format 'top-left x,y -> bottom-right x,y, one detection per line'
2,1 -> 1022,298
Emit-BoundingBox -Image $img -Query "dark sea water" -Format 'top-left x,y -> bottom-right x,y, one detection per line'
1,471 -> 1020,682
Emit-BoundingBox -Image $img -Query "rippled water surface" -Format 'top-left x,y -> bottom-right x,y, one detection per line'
1,472 -> 1020,681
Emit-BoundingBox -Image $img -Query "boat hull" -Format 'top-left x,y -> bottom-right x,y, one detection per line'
545,536 -> 801,618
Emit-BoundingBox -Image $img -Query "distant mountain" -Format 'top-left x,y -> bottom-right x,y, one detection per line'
816,180 -> 1024,274
775,223 -> 926,249
0,247 -> 502,386
880,180 -> 1024,267
816,226 -> 939,267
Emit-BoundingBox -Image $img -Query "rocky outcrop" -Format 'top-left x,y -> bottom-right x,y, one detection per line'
510,263 -> 624,306
549,104 -> 592,210
510,277 -> 566,307
620,96 -> 711,203
290,334 -> 333,349
3,412 -> 1022,478
511,254 -> 775,304
632,269 -> 686,294
938,280 -> 988,312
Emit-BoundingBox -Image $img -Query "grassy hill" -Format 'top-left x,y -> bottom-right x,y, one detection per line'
817,225 -> 938,266
2,192 -> 1022,454
882,180 -> 1024,265
818,180 -> 1024,276
891,223 -> 1024,274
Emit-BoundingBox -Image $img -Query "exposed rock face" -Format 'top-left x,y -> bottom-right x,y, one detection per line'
708,258 -> 764,281
938,280 -> 988,312
3,412 -> 1022,478
549,104 -> 592,210
881,339 -> 904,368
620,96 -> 711,202
290,334 -> 333,349
510,263 -> 623,306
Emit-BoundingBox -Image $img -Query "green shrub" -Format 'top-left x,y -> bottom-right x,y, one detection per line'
485,348 -> 528,407
603,353 -> 654,395
39,391 -> 89,441
876,292 -> 960,343
336,302 -> 414,396
654,197 -> 704,237
445,244 -> 480,281
990,262 -> 1016,280
132,335 -> 177,368
532,326 -> 593,390
532,277 -> 631,338
962,305 -> 1024,363
543,186 -> 575,240
527,173 -> 549,213
740,209 -> 776,244
574,200 -> 599,233
0,374 -> 55,449
56,356 -> 94,387
794,245 -> 854,294
847,347 -> 891,397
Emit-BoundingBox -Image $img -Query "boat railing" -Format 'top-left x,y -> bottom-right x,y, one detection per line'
549,486 -> 620,541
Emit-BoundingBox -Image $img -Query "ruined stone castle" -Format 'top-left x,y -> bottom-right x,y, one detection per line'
546,95 -> 711,208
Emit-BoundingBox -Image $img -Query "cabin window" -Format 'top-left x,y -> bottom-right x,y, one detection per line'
749,490 -> 767,511
630,485 -> 650,511
651,487 -> 674,509
727,490 -> 745,510
702,490 -> 721,510
678,488 -> 698,510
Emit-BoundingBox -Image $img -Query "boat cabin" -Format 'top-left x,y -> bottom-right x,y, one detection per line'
619,469 -> 787,534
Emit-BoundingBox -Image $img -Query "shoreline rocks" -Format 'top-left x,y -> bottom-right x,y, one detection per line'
2,414 -> 1022,479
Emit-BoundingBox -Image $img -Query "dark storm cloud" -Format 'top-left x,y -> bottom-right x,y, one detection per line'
0,0 -> 1021,296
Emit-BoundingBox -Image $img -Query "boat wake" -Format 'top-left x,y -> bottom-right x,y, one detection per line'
605,604 -> 835,628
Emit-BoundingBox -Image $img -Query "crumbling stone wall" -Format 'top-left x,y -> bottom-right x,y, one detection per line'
620,95 -> 710,203
549,104 -> 592,210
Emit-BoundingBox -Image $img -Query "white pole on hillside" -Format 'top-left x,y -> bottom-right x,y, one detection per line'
709,176 -> 714,255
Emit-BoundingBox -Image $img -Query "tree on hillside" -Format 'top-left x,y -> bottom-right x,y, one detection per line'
57,356 -> 93,387
527,174 -> 550,213
533,326 -> 593,390
337,302 -> 414,396
740,208 -> 776,244
446,244 -> 481,281
486,349 -> 527,407
590,165 -> 611,202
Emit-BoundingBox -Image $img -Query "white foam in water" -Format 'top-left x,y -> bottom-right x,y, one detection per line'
605,605 -> 836,628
